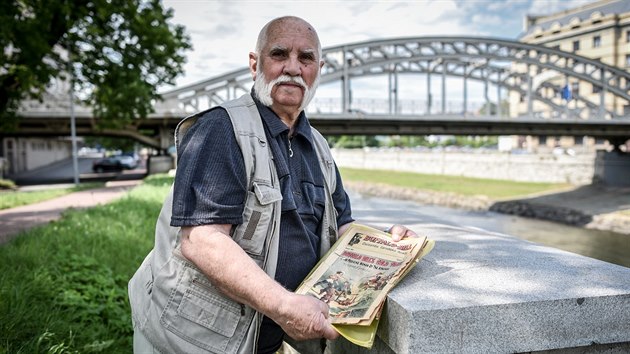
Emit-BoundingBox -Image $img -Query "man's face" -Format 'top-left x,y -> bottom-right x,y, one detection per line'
250,19 -> 323,113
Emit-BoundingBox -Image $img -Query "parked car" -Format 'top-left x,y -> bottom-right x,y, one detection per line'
92,155 -> 138,173
92,157 -> 124,173
115,155 -> 138,169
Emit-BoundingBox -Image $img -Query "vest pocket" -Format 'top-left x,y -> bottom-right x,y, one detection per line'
232,182 -> 282,257
160,265 -> 255,353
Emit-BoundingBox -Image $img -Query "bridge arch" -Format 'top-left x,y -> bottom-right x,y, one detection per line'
161,36 -> 630,121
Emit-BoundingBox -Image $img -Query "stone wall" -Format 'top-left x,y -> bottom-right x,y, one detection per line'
327,222 -> 630,354
332,148 -> 595,185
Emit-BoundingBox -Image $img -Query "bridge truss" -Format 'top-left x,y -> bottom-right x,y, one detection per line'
161,36 -> 630,122
11,36 -> 630,149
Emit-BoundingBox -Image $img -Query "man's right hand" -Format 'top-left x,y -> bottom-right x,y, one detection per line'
273,293 -> 339,341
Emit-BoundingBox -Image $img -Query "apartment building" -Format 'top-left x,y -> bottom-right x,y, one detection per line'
509,0 -> 630,152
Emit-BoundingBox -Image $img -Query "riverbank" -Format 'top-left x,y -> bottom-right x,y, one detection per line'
344,181 -> 630,235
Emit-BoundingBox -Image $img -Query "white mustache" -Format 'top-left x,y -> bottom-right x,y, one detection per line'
270,75 -> 307,90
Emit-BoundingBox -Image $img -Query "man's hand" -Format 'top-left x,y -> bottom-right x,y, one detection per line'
386,224 -> 418,242
273,293 -> 339,341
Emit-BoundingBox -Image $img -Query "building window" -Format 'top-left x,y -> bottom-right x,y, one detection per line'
627,30 -> 630,42
626,54 -> 630,68
593,35 -> 601,48
624,105 -> 630,115
551,44 -> 560,50
571,82 -> 580,97
593,83 -> 602,94
572,40 -> 580,51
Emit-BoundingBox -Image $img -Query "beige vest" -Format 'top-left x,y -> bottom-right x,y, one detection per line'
128,94 -> 338,354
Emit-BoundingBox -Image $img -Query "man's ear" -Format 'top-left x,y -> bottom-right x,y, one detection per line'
319,59 -> 325,70
249,52 -> 258,81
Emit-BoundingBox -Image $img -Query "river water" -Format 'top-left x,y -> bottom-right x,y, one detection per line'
349,191 -> 630,268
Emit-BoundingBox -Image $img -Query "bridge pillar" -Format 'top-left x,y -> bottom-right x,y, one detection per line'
342,49 -> 350,112
599,68 -> 607,119
441,62 -> 446,114
388,70 -> 398,115
527,64 -> 533,119
426,62 -> 432,115
496,71 -> 502,118
594,150 -> 630,187
463,64 -> 468,116
158,127 -> 174,153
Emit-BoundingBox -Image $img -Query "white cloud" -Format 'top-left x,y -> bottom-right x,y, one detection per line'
161,0 -> 600,91
162,0 -> 475,88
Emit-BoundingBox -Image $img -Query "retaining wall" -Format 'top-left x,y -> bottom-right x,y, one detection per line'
332,149 -> 595,185
329,222 -> 630,353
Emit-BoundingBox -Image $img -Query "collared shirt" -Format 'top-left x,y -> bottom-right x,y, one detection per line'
171,93 -> 354,353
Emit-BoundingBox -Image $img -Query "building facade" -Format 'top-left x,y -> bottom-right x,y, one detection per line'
508,0 -> 630,152
1,137 -> 72,177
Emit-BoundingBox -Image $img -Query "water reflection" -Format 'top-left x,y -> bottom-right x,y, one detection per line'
350,191 -> 630,268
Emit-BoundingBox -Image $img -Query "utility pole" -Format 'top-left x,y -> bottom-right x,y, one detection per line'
68,54 -> 79,185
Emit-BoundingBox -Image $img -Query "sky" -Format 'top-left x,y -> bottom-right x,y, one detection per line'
160,0 -> 598,104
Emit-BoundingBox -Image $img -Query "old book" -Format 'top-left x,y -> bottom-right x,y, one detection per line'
295,223 -> 434,347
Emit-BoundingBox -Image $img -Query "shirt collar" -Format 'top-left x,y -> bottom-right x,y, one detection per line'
250,91 -> 314,142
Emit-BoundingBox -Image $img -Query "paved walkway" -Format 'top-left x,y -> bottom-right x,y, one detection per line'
0,180 -> 142,245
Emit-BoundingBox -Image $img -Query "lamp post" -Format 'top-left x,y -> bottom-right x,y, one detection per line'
68,59 -> 79,185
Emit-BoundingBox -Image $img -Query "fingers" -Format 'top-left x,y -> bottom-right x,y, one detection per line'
277,294 -> 338,341
322,322 -> 340,340
388,224 -> 418,241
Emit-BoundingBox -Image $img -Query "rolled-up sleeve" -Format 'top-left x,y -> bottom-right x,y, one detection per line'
170,108 -> 247,227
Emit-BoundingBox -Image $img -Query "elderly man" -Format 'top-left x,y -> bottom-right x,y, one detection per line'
129,16 -> 416,354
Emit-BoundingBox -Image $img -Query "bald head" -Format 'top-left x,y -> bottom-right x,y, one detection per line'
255,16 -> 322,60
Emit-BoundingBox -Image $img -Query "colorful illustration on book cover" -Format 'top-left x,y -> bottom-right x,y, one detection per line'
305,232 -> 400,320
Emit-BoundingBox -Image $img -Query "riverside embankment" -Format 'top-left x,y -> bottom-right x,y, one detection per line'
333,148 -> 630,235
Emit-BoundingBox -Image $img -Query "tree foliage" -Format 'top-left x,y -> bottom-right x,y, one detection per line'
0,0 -> 191,129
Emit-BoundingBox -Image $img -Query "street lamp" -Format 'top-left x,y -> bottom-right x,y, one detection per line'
68,57 -> 79,185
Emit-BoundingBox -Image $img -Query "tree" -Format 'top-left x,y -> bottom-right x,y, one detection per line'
329,135 -> 380,149
0,0 -> 191,130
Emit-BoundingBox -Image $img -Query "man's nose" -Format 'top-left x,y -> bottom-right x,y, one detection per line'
283,56 -> 301,76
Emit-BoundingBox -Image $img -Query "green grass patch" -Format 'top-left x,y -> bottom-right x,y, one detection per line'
0,175 -> 173,353
339,167 -> 570,199
0,183 -> 104,210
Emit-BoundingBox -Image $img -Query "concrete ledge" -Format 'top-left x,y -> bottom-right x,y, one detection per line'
331,223 -> 630,353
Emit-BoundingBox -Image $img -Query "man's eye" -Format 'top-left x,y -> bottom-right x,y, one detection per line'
300,54 -> 316,62
270,50 -> 288,58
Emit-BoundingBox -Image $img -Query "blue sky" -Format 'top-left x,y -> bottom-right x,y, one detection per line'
162,0 -> 597,93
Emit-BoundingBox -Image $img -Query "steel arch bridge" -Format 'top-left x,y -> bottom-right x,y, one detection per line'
160,36 -> 630,122
11,36 -> 630,149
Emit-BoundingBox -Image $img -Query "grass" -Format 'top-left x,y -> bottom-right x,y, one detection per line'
0,170 -> 570,353
0,175 -> 173,353
339,167 -> 570,199
0,183 -> 104,210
